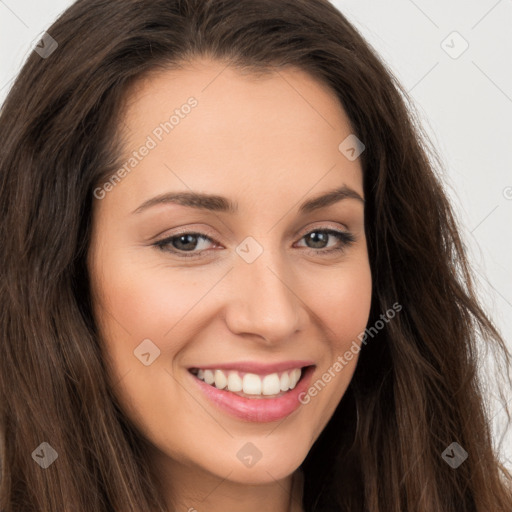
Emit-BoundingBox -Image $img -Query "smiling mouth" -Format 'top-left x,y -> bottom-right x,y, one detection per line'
188,366 -> 311,399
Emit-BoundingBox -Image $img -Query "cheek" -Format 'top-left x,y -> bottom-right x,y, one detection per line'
302,254 -> 373,346
89,256 -> 217,438
93,255 -> 219,349
296,256 -> 372,433
88,255 -> 189,402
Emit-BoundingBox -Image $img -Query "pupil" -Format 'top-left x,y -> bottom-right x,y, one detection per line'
175,234 -> 197,251
308,232 -> 327,249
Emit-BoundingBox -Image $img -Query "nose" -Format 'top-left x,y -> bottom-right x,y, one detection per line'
223,243 -> 305,344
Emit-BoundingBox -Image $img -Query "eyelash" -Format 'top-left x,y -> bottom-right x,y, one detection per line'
153,227 -> 356,259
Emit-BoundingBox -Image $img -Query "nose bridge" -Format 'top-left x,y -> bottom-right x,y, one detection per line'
225,236 -> 302,341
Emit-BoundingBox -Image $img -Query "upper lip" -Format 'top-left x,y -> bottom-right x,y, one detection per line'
188,360 -> 315,374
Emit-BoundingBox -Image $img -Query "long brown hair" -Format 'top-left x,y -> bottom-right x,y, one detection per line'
1,0 -> 511,510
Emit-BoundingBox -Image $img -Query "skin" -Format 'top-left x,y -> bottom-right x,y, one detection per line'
87,58 -> 372,512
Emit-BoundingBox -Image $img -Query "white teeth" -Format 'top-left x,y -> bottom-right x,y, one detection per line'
227,371 -> 243,392
203,369 -> 214,385
214,369 -> 227,389
262,373 -> 281,395
193,367 -> 303,396
243,373 -> 262,394
290,368 -> 301,388
280,372 -> 290,392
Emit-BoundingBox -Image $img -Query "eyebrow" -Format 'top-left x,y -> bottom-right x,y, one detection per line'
131,184 -> 364,215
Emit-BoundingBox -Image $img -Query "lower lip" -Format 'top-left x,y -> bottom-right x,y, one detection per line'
189,366 -> 315,423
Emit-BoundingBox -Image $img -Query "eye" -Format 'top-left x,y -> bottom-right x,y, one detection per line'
154,232 -> 217,258
153,227 -> 356,259
295,228 -> 356,255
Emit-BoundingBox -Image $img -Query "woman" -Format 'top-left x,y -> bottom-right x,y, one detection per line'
1,0 -> 511,510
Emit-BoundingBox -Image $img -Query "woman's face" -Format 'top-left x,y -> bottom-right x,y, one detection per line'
87,59 -> 372,486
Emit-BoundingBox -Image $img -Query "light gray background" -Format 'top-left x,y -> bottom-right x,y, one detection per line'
1,0 -> 511,467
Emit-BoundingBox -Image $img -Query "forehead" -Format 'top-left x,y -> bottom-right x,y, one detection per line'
105,59 -> 363,214
122,58 -> 354,144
